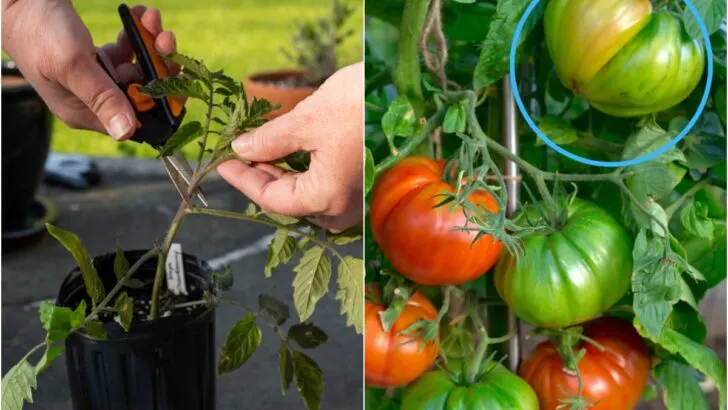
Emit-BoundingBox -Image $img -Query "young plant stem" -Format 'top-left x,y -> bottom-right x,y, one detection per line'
195,76 -> 216,174
149,202 -> 187,320
394,0 -> 430,114
465,305 -> 489,384
665,179 -> 711,218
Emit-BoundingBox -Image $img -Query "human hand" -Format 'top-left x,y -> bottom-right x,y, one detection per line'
217,62 -> 364,232
1,2 -> 178,140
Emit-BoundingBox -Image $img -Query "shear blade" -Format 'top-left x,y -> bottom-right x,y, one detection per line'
162,154 -> 209,207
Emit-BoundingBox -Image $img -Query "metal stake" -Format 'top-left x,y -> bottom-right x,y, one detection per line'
502,75 -> 521,373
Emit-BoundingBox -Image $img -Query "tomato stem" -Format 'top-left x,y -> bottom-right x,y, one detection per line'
393,0 -> 430,115
465,304 -> 489,384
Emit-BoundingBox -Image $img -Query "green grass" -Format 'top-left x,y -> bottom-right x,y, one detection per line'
52,0 -> 362,158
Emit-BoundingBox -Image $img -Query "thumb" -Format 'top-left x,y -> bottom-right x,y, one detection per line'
231,112 -> 307,162
63,54 -> 137,140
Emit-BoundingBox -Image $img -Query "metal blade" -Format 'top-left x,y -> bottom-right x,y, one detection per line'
161,154 -> 209,207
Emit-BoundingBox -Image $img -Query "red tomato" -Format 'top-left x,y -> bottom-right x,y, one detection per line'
520,317 -> 651,410
370,156 -> 504,285
365,290 -> 439,388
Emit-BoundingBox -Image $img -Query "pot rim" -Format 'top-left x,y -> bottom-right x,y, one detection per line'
245,69 -> 318,90
57,249 -> 216,343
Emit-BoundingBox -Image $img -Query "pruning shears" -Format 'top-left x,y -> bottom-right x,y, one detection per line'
96,4 -> 207,207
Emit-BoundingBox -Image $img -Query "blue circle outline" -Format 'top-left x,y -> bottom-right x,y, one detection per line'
510,0 -> 714,168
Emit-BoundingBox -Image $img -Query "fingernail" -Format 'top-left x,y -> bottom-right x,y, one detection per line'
108,114 -> 133,140
232,136 -> 251,155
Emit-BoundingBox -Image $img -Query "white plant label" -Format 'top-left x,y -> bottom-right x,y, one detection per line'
165,243 -> 188,295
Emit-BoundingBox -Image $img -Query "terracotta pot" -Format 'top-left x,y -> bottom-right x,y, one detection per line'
243,70 -> 317,119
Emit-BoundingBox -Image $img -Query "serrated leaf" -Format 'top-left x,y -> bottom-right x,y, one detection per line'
113,292 -> 133,332
218,314 -> 262,375
293,247 -> 332,322
336,256 -> 364,334
164,52 -> 211,82
473,0 -> 543,89
1,360 -> 37,410
141,77 -> 208,101
46,224 -> 105,305
682,0 -> 726,39
114,245 -> 129,279
654,359 -> 710,410
680,201 -> 714,239
623,123 -> 686,162
265,229 -> 297,278
443,102 -> 467,134
637,323 -> 727,410
288,323 -> 329,349
158,121 -> 203,157
258,294 -> 290,325
536,115 -> 578,146
212,72 -> 242,96
249,97 -> 277,118
298,236 -> 312,250
381,96 -> 417,140
278,341 -> 293,395
630,198 -> 669,237
266,213 -> 300,225
327,226 -> 362,245
83,320 -> 107,340
35,344 -> 64,374
39,301 -> 76,342
365,148 -> 375,195
212,265 -> 234,291
292,351 -> 323,410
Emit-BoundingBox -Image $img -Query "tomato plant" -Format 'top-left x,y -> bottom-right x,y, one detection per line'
401,359 -> 538,410
494,198 -> 633,328
365,289 -> 439,387
520,317 -> 652,410
366,0 -> 725,408
370,156 -> 504,285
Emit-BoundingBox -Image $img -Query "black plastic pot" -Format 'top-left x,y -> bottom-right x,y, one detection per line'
57,250 -> 216,410
1,60 -> 52,232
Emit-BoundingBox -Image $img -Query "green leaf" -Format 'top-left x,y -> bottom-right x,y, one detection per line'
327,225 -> 363,245
716,86 -> 726,125
70,300 -> 87,329
637,323 -> 727,410
288,323 -> 329,349
46,224 -> 105,305
113,245 -> 129,280
249,97 -> 276,118
83,320 -> 107,340
278,341 -> 294,395
292,351 -> 324,410
443,101 -> 467,134
667,302 -> 707,343
1,360 -> 37,410
212,71 -> 242,96
630,198 -> 669,237
244,203 -> 258,216
35,344 -> 64,374
218,314 -> 262,375
293,247 -> 332,322
682,0 -> 726,39
124,278 -> 146,289
655,359 -> 710,410
164,52 -> 211,82
336,256 -> 364,334
381,96 -> 417,141
39,301 -> 76,342
536,115 -> 578,146
622,123 -> 686,163
265,229 -> 297,278
266,213 -> 300,225
113,292 -> 133,332
473,0 -> 543,89
212,265 -> 234,291
258,294 -> 290,326
680,201 -> 714,239
365,148 -> 375,195
683,221 -> 727,300
140,77 -> 208,101
158,121 -> 203,156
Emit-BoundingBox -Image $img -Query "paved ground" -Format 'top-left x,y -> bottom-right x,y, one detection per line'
2,157 -> 363,409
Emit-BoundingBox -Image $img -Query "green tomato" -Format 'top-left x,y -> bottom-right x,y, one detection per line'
545,0 -> 704,117
494,199 -> 633,328
401,361 -> 538,410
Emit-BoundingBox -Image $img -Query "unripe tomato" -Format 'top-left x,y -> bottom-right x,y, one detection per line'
545,0 -> 704,117
370,156 -> 504,285
494,199 -> 632,328
365,290 -> 439,387
520,317 -> 652,410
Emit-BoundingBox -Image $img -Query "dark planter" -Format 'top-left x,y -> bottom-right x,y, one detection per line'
57,250 -> 216,410
1,60 -> 52,232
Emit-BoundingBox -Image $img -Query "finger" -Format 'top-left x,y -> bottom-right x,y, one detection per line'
115,62 -> 143,84
251,163 -> 287,178
231,114 -> 308,162
63,55 -> 136,140
217,160 -> 314,216
138,7 -> 163,36
100,42 -> 133,66
155,31 -> 176,56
